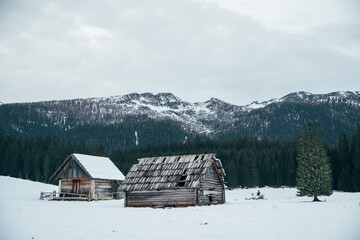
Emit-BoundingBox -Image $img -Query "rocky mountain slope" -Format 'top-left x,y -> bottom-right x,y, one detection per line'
1,91 -> 359,148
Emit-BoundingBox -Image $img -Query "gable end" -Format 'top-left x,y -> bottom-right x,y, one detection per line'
50,155 -> 91,181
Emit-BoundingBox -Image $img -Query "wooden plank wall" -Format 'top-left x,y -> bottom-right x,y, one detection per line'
125,188 -> 196,207
94,180 -> 117,200
198,164 -> 225,205
60,178 -> 91,194
57,159 -> 89,179
59,178 -> 123,200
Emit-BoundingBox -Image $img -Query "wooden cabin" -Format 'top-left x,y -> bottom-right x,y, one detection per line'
121,153 -> 225,207
49,153 -> 125,200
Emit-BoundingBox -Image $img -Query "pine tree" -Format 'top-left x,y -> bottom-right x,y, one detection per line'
23,149 -> 32,179
296,123 -> 333,201
337,134 -> 353,191
238,151 -> 250,187
32,154 -> 41,181
43,155 -> 50,183
225,159 -> 238,188
352,124 -> 360,192
248,150 -> 260,187
95,144 -> 107,157
272,162 -> 282,187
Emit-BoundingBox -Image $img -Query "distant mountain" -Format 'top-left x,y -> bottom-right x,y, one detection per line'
218,91 -> 360,143
0,91 -> 359,148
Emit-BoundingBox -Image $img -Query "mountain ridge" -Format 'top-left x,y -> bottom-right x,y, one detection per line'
1,91 -> 359,147
3,90 -> 360,111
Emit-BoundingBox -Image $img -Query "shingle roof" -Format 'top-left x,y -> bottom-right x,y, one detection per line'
121,153 -> 225,191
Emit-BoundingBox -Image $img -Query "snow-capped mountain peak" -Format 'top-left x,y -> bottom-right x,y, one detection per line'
1,91 -> 359,138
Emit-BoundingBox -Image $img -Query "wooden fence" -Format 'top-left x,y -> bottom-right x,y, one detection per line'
39,191 -> 124,201
39,191 -> 56,200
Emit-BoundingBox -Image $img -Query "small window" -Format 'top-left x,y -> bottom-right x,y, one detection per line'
178,169 -> 187,187
209,195 -> 214,202
179,175 -> 187,181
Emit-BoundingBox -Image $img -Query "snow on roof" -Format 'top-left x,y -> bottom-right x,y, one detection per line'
73,153 -> 125,180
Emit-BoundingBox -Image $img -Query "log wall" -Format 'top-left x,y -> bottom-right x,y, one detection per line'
94,180 -> 116,200
60,178 -> 91,195
198,163 -> 225,205
125,188 -> 196,207
59,178 -> 123,200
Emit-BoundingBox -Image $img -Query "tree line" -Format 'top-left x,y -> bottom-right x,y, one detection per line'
0,124 -> 359,191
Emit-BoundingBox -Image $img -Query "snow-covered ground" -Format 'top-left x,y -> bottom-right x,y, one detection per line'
0,176 -> 359,240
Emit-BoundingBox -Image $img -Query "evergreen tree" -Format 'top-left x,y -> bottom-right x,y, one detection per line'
337,134 -> 353,191
272,162 -> 282,187
352,124 -> 360,191
95,144 -> 107,157
247,150 -> 260,187
23,149 -> 32,179
33,154 -> 41,181
225,159 -> 238,188
285,150 -> 296,186
296,123 -> 333,201
43,155 -> 50,183
238,151 -> 250,187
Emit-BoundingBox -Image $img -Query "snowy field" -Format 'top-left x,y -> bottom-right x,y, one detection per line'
0,176 -> 359,240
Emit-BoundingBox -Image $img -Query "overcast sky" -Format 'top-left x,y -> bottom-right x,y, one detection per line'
0,0 -> 359,105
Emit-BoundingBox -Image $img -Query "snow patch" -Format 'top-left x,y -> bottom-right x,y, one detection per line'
135,131 -> 138,146
1,177 -> 359,240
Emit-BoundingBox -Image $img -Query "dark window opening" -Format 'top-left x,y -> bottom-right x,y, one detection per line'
178,174 -> 187,186
201,155 -> 205,160
178,169 -> 187,187
179,175 -> 187,181
194,155 -> 199,161
209,195 -> 214,202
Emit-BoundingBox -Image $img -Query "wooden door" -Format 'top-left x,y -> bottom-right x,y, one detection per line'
72,179 -> 81,194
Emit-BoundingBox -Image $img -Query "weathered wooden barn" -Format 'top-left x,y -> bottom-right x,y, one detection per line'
121,153 -> 225,207
49,153 -> 125,200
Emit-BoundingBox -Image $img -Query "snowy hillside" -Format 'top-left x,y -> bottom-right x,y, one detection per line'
2,91 -> 360,136
1,176 -> 359,240
1,91 -> 360,148
243,91 -> 360,111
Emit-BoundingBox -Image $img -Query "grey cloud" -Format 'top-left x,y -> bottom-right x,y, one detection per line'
0,0 -> 358,105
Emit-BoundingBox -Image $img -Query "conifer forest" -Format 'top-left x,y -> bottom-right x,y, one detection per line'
1,124 -> 359,192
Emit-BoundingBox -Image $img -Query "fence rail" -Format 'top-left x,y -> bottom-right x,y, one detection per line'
39,191 -> 56,200
39,191 -> 124,201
